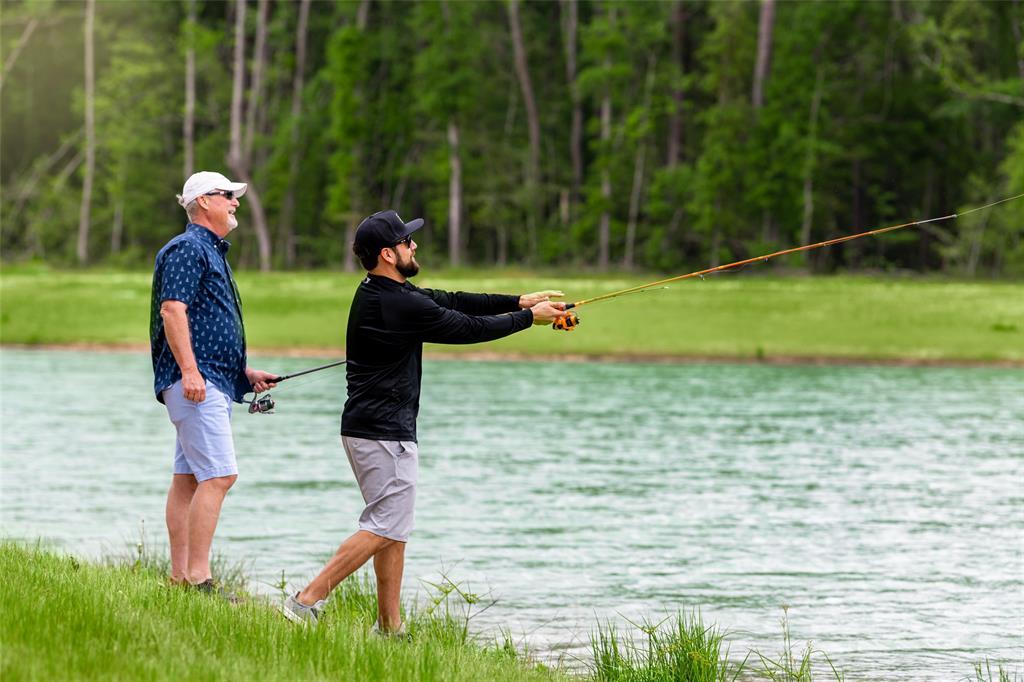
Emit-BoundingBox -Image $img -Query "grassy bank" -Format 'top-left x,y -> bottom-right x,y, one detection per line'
1,264 -> 1022,362
3,543 -> 1018,681
0,542 -> 560,682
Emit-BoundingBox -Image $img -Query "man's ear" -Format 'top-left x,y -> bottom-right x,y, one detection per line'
380,247 -> 396,265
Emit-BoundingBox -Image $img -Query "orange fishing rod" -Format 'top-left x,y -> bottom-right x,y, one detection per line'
552,192 -> 1024,331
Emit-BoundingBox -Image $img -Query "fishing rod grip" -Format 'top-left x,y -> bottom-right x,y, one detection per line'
565,303 -> 576,310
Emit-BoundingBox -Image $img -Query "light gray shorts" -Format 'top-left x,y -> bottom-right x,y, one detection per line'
342,436 -> 419,542
163,379 -> 237,482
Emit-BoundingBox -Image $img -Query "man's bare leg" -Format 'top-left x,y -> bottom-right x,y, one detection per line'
298,530 -> 393,605
373,540 -> 406,631
185,474 -> 237,584
166,474 -> 198,582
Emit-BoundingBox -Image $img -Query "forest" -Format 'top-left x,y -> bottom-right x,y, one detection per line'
1,0 -> 1022,274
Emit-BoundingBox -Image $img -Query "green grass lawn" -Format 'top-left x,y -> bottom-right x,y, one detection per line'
1,263 -> 1022,362
0,542 -> 563,682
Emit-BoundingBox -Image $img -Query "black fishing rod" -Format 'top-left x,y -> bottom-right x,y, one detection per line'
246,359 -> 347,414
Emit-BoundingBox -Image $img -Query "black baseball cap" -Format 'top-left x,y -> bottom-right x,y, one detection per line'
353,210 -> 424,254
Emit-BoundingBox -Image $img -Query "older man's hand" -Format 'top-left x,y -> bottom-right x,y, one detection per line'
519,290 -> 565,309
246,368 -> 279,394
182,368 -> 206,403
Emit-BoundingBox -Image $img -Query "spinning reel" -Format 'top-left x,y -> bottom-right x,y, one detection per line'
246,394 -> 276,414
552,310 -> 580,332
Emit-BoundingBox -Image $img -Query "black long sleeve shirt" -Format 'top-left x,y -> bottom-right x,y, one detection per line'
341,274 -> 533,442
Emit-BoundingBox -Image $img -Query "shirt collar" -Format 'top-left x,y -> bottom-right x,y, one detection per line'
186,223 -> 231,254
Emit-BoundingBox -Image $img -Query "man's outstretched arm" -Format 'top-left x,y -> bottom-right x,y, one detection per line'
422,289 -> 564,316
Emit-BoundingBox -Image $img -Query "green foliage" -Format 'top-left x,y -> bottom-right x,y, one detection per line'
1,0 -> 1021,273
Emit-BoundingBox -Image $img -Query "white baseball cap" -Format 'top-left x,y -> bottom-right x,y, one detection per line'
176,171 -> 247,207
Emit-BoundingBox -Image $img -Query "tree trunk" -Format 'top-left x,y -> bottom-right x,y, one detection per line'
560,0 -> 582,213
278,0 -> 311,268
228,0 -> 272,271
342,0 -> 372,273
800,65 -> 824,268
76,0 -> 95,265
751,0 -> 776,110
110,199 -> 123,254
966,211 -> 990,277
666,0 -> 685,167
447,119 -> 463,266
183,0 -> 196,178
508,0 -> 540,261
624,55 -> 657,270
599,77 -> 611,271
1012,0 -> 1024,80
0,18 -> 38,96
228,0 -> 246,173
710,200 -> 722,267
244,0 -> 269,162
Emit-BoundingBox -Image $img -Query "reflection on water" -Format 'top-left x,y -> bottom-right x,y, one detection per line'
2,349 -> 1021,679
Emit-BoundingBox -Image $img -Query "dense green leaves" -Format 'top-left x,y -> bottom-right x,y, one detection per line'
1,0 -> 1020,274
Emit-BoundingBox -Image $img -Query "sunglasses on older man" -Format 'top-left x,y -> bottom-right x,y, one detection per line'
204,190 -> 236,201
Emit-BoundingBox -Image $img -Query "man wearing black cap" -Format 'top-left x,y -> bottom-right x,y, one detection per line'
282,210 -> 566,631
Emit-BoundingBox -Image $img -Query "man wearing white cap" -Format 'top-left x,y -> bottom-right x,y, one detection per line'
150,171 -> 278,593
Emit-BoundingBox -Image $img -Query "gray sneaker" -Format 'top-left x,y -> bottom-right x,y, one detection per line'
281,593 -> 327,625
371,621 -> 411,641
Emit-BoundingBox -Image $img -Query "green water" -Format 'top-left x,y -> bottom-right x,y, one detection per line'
1,349 -> 1021,679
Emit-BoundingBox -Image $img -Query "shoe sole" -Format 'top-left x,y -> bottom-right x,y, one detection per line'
280,601 -> 315,626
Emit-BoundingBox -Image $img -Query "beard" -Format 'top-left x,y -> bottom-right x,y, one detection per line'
226,213 -> 238,232
396,254 -> 419,278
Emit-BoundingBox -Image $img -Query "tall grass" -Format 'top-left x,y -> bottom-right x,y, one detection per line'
0,542 -> 562,682
751,606 -> 844,681
590,611 -> 745,681
970,660 -> 1022,682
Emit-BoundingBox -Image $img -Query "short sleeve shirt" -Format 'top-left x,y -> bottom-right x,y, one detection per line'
150,223 -> 249,403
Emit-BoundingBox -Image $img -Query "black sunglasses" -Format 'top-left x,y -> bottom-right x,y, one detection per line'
204,190 -> 236,201
393,235 -> 413,248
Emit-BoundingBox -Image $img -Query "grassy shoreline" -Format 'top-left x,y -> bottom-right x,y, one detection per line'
1,265 -> 1023,363
3,543 -> 1019,681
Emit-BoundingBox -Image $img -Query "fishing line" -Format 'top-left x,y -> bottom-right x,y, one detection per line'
551,192 -> 1024,331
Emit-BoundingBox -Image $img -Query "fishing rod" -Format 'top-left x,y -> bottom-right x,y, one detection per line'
245,359 -> 347,414
551,192 -> 1024,331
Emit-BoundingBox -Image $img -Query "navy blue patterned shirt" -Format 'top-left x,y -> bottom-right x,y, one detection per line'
151,223 -> 250,403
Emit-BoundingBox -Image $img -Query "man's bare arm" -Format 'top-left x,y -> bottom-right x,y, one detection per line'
160,300 -> 206,402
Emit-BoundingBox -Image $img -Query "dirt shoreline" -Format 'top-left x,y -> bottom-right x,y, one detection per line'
4,343 -> 1022,369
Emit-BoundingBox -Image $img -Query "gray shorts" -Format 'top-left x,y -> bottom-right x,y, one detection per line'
163,379 -> 237,482
343,436 -> 418,542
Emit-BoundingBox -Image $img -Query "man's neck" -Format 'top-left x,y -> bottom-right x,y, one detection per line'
368,265 -> 405,283
191,219 -> 230,240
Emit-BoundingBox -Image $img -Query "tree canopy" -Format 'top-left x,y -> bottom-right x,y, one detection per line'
1,0 -> 1021,274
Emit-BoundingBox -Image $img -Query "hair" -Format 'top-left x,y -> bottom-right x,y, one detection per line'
353,243 -> 380,271
184,198 -> 201,221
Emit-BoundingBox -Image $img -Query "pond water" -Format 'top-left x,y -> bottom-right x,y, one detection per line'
1,349 -> 1021,679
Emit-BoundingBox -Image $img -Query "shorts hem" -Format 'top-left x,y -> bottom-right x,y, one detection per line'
358,524 -> 410,543
193,465 -> 238,482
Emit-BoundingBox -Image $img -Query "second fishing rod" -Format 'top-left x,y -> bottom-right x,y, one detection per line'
245,359 -> 347,413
